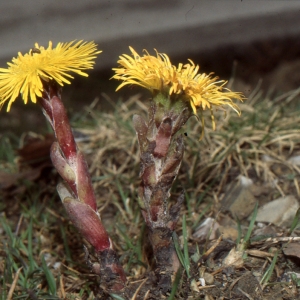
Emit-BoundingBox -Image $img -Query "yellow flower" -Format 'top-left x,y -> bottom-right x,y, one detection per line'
113,47 -> 244,129
0,40 -> 101,111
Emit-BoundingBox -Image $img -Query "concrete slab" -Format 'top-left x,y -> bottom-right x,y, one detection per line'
1,0 -> 300,69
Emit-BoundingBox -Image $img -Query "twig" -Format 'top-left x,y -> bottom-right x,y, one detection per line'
7,267 -> 23,300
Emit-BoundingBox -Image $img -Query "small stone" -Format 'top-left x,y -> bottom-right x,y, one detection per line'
283,243 -> 300,259
288,155 -> 300,166
221,176 -> 256,219
222,247 -> 244,268
203,272 -> 214,285
217,225 -> 238,241
256,195 -> 299,227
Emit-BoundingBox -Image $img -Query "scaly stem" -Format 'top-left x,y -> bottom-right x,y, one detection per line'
38,80 -> 126,295
134,92 -> 192,291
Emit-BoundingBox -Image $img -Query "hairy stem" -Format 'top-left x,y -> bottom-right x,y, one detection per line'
38,80 -> 126,295
134,94 -> 192,291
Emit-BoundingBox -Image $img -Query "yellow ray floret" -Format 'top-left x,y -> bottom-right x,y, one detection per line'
0,40 -> 101,111
113,47 -> 244,121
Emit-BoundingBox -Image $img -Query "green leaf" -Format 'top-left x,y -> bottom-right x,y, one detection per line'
41,256 -> 56,295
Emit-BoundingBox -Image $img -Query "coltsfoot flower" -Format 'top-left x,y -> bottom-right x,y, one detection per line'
113,47 -> 244,130
0,40 -> 101,111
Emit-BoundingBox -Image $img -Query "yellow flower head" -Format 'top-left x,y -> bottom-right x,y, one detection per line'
0,40 -> 101,111
113,47 -> 244,129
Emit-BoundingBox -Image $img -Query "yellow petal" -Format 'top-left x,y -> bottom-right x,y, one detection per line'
0,40 -> 102,111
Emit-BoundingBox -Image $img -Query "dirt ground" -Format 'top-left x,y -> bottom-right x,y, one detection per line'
1,34 -> 300,299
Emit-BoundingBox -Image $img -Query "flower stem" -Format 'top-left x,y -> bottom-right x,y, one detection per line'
38,80 -> 126,295
134,93 -> 192,291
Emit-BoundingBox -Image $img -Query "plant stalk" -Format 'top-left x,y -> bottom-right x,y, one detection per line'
38,80 -> 126,295
134,92 -> 192,291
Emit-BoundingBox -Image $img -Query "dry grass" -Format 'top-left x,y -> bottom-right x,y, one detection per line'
1,84 -> 300,299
